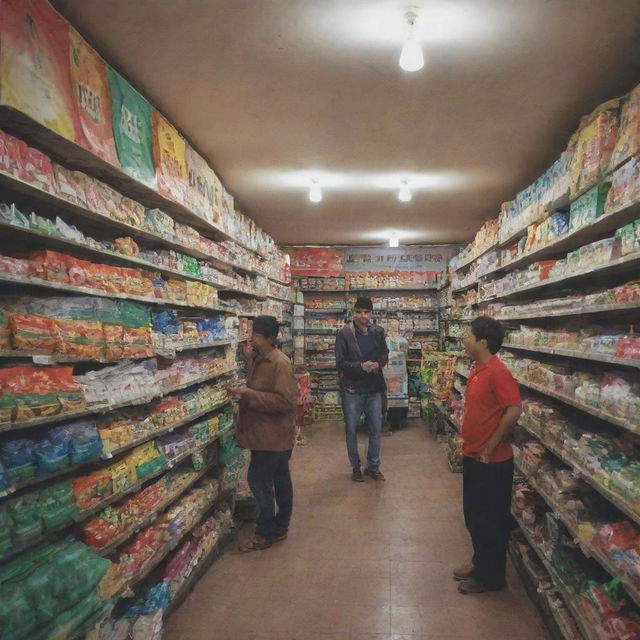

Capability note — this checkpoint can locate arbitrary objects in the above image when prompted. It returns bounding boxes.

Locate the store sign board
[290,248,344,277]
[343,247,452,273]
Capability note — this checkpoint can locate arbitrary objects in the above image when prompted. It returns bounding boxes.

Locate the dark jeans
[247,450,293,540]
[462,456,514,589]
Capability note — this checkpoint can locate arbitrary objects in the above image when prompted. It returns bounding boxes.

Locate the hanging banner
[343,246,454,289]
[185,143,216,224]
[343,246,451,273]
[69,27,118,166]
[0,0,80,141]
[290,248,344,277]
[107,66,156,187]
[153,110,188,204]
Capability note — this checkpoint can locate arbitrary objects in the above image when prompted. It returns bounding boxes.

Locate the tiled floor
[165,420,547,640]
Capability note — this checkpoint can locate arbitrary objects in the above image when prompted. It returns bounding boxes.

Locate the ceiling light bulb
[389,233,399,248]
[309,179,322,203]
[398,181,412,202]
[399,12,424,72]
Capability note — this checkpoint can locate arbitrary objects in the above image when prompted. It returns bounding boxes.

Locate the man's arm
[378,328,389,369]
[479,405,522,463]
[238,360,298,413]
[335,331,366,377]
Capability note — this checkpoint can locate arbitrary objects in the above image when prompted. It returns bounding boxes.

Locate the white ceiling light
[398,179,412,202]
[389,232,400,248]
[309,179,322,203]
[399,11,424,72]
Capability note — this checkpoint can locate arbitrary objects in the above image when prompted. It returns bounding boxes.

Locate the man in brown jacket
[229,315,298,552]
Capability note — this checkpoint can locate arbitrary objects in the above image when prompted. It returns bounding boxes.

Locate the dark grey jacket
[335,322,389,394]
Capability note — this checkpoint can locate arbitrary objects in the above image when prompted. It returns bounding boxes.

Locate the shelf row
[504,342,640,370]
[511,512,600,640]
[514,376,638,435]
[1,396,231,498]
[0,164,289,284]
[519,419,640,531]
[450,149,637,275]
[517,461,640,609]
[0,364,236,433]
[1,423,235,563]
[1,106,265,260]
[0,271,235,315]
[494,300,640,321]
[479,250,640,304]
[0,217,271,302]
[0,339,235,365]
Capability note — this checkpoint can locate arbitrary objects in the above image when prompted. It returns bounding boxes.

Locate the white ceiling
[52,0,640,246]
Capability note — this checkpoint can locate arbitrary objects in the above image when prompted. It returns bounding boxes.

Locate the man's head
[251,315,279,353]
[353,296,373,331]
[463,316,505,361]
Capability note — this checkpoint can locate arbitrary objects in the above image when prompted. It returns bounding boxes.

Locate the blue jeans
[342,391,383,471]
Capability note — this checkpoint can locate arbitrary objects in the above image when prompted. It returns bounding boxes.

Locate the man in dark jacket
[335,297,389,482]
[230,315,298,552]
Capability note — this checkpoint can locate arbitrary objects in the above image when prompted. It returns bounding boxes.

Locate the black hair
[354,296,373,311]
[470,316,505,355]
[252,315,279,340]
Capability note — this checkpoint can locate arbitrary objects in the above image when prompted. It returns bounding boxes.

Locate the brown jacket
[236,348,298,451]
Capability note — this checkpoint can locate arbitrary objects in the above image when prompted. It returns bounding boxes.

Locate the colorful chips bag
[69,28,118,166]
[0,0,80,141]
[107,66,156,187]
[153,110,188,204]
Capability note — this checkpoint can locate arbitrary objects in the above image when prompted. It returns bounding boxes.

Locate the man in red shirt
[454,317,522,594]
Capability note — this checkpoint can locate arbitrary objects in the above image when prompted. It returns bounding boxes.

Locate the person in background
[454,316,522,594]
[383,319,409,435]
[230,315,298,552]
[335,296,389,482]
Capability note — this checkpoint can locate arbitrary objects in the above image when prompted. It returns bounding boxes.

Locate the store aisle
[165,421,546,640]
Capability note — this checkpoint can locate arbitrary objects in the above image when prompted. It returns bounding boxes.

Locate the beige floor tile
[164,421,550,640]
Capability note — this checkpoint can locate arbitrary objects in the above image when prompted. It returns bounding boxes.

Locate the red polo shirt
[462,355,521,462]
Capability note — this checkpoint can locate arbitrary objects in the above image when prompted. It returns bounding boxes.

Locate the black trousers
[462,456,514,589]
[247,450,293,540]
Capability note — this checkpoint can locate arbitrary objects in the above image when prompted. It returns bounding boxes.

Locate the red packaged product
[21,145,54,192]
[72,469,113,510]
[0,130,26,178]
[9,313,56,352]
[25,249,69,283]
[616,337,640,360]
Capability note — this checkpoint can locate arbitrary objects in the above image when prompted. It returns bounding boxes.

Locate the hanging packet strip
[153,110,188,205]
[0,0,81,142]
[107,66,156,187]
[69,27,119,166]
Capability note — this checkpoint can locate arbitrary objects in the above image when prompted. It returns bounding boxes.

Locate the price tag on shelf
[32,355,54,365]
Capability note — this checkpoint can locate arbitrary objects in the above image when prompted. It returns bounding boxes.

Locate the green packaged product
[569,183,609,233]
[0,582,36,640]
[38,481,78,532]
[24,563,57,626]
[107,66,156,187]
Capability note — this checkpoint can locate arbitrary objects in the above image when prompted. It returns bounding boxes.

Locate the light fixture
[389,232,399,248]
[398,180,412,202]
[399,11,424,72]
[309,179,322,203]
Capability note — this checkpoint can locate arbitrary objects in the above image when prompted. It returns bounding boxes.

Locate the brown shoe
[238,535,272,553]
[364,468,386,481]
[458,577,505,594]
[452,564,474,581]
[352,468,364,482]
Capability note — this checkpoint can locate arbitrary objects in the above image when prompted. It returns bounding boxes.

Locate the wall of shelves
[0,3,294,636]
[443,80,640,637]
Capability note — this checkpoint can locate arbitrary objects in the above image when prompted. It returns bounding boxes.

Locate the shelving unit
[445,85,640,636]
[0,6,293,634]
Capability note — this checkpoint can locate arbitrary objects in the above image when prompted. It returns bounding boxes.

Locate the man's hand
[361,361,379,373]
[479,449,492,464]
[228,385,252,398]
